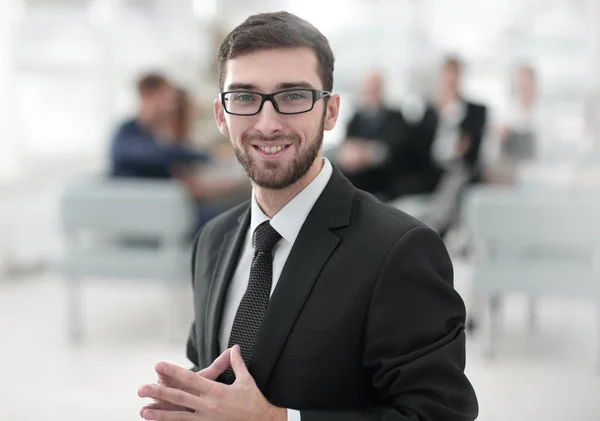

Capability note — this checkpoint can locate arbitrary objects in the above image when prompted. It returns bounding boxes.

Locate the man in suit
[390,57,488,199]
[387,57,487,236]
[138,12,478,421]
[336,71,408,200]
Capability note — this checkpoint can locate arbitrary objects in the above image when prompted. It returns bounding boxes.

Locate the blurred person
[389,56,488,235]
[109,72,211,179]
[111,76,247,231]
[335,71,408,199]
[483,65,539,184]
[170,86,196,141]
[499,65,538,161]
[138,11,477,421]
[396,56,487,194]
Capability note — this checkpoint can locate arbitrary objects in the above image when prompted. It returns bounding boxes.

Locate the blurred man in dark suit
[389,57,487,236]
[336,71,409,199]
[391,57,487,199]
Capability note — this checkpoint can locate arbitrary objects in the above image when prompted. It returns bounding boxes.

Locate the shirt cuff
[287,408,301,421]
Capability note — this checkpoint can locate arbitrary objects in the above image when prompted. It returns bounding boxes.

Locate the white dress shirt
[219,158,333,421]
[432,99,467,169]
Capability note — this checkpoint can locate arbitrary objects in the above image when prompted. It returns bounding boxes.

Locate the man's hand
[138,345,286,421]
[139,348,233,416]
[454,134,471,158]
[337,139,373,173]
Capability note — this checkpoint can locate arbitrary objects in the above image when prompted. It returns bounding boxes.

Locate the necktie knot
[253,221,281,252]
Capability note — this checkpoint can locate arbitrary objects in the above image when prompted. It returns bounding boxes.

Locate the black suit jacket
[343,107,408,195]
[187,166,478,421]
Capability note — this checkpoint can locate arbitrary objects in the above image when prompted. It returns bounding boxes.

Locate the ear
[214,98,230,137]
[323,94,340,132]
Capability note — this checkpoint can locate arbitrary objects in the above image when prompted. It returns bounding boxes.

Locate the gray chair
[464,186,600,366]
[60,177,197,343]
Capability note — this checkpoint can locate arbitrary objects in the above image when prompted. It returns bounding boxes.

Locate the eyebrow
[226,83,257,91]
[225,81,318,91]
[276,81,316,90]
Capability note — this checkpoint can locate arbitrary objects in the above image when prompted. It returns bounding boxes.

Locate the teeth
[259,145,285,154]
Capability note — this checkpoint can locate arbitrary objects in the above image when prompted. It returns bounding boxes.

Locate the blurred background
[1,0,599,420]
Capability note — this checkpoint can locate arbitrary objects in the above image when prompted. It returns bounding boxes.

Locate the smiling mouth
[253,145,291,155]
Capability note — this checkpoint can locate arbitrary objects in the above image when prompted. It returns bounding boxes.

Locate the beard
[231,113,325,190]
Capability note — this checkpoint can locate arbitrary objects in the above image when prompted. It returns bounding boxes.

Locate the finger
[198,347,232,380]
[138,384,199,412]
[140,409,196,421]
[230,344,250,382]
[140,401,181,413]
[154,361,215,395]
[155,364,219,397]
[156,370,193,393]
[139,400,192,417]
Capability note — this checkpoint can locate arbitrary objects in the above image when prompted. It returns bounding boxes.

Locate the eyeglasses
[220,88,331,116]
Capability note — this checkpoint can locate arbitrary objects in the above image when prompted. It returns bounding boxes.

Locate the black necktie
[220,221,281,384]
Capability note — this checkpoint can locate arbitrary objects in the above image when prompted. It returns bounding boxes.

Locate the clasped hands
[336,138,383,173]
[138,345,286,421]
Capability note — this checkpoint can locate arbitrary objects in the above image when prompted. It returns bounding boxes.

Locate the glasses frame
[220,88,331,116]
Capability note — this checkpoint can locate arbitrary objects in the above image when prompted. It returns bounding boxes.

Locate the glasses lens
[273,90,314,114]
[223,91,262,115]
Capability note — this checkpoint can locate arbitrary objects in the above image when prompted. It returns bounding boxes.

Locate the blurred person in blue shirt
[110,72,211,179]
[110,73,248,233]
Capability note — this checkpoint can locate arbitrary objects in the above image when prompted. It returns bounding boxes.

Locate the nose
[253,100,284,137]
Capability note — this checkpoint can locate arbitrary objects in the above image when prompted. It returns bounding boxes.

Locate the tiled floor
[1,258,599,421]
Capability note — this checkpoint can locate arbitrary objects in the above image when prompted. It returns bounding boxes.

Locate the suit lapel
[203,208,250,366]
[251,167,356,390]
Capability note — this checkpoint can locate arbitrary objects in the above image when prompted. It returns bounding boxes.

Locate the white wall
[0,0,21,183]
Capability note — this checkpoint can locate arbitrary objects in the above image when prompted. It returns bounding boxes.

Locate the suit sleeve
[462,104,488,170]
[403,108,438,166]
[300,226,478,421]
[382,111,409,167]
[345,113,362,139]
[186,230,202,371]
[112,127,210,172]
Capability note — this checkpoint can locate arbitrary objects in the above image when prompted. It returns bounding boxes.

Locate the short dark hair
[217,11,335,92]
[137,72,169,96]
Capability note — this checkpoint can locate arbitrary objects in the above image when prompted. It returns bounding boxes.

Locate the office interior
[0,0,599,420]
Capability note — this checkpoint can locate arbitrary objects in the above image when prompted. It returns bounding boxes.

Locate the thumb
[230,345,250,382]
[198,348,232,380]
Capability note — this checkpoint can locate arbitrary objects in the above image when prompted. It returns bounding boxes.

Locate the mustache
[241,133,301,143]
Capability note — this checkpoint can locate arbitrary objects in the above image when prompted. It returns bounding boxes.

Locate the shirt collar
[250,158,333,246]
